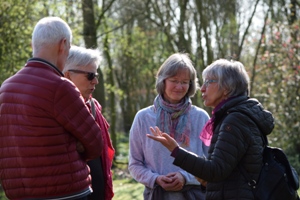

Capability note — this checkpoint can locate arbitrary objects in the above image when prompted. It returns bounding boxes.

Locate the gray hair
[63,45,101,73]
[32,17,72,55]
[202,59,250,97]
[156,53,199,97]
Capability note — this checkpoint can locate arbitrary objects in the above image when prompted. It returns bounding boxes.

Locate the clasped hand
[156,172,186,191]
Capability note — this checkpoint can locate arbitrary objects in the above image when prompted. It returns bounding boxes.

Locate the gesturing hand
[147,126,179,152]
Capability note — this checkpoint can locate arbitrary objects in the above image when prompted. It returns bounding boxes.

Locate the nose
[175,83,184,88]
[200,84,205,92]
[91,77,99,85]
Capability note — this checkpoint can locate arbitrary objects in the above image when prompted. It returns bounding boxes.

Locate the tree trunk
[81,0,106,110]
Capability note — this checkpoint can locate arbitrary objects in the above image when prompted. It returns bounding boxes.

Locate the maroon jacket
[0,58,103,199]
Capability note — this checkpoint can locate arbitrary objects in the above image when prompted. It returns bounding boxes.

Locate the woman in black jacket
[147,59,275,200]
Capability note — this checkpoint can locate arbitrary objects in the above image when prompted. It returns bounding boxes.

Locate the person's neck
[29,58,64,77]
[34,55,57,67]
[33,45,60,70]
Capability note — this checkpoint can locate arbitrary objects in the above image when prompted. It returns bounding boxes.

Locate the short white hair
[63,45,101,73]
[32,17,72,55]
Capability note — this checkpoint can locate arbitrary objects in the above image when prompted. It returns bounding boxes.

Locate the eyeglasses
[167,79,191,87]
[202,79,218,87]
[68,69,99,81]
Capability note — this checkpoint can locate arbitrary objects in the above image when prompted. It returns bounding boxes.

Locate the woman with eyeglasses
[128,53,210,200]
[63,45,115,200]
[147,59,275,199]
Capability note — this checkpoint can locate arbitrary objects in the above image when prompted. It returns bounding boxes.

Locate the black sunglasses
[68,69,99,81]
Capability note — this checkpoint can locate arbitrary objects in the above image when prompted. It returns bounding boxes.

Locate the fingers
[165,172,185,191]
[176,172,186,185]
[157,173,186,192]
[160,175,173,183]
[168,178,183,191]
[154,126,161,134]
[149,126,170,140]
[149,126,162,136]
[147,126,165,141]
[149,126,157,136]
[166,172,177,178]
[147,126,179,152]
[156,175,173,190]
[160,179,183,191]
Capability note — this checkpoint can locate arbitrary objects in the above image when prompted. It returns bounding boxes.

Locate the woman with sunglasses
[128,53,210,200]
[147,59,275,199]
[63,45,115,200]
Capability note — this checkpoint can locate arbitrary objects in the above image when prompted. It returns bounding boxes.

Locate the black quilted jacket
[173,95,275,200]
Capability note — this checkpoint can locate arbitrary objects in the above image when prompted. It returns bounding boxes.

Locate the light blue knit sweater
[128,105,210,200]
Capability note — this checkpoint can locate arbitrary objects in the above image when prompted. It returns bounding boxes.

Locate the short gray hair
[156,53,199,97]
[32,17,72,55]
[63,45,101,73]
[202,59,250,97]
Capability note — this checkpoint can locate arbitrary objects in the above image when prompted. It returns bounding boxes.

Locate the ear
[59,38,67,53]
[223,89,230,99]
[64,71,71,79]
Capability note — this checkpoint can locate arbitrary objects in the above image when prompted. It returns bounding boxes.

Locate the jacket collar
[27,58,64,77]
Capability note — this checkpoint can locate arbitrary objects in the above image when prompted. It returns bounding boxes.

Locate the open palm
[147,126,179,152]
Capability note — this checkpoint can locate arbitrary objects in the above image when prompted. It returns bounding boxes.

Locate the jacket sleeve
[53,80,103,160]
[173,113,250,182]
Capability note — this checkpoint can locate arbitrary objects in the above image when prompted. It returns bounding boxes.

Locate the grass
[0,190,8,200]
[113,178,144,200]
[0,177,145,200]
[111,132,144,200]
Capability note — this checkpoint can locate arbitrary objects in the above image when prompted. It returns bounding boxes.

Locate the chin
[203,101,210,107]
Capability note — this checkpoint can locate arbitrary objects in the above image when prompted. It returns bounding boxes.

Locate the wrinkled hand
[147,126,179,152]
[195,176,207,187]
[156,172,186,191]
[76,141,85,153]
